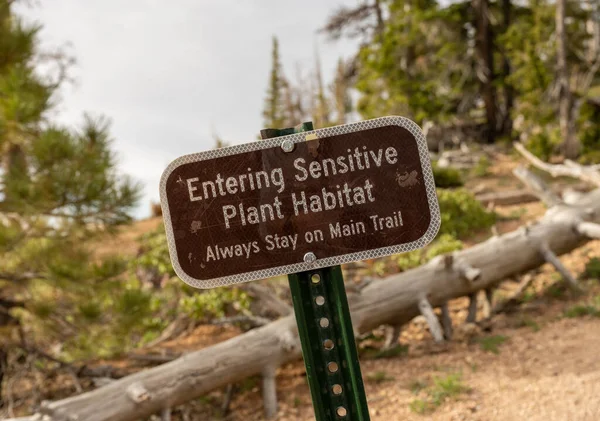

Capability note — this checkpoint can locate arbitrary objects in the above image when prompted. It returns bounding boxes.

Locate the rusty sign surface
[160,116,440,289]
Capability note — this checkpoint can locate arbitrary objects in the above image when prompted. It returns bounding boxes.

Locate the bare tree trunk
[501,0,514,136]
[373,0,384,35]
[473,0,497,143]
[557,0,580,158]
[13,185,600,421]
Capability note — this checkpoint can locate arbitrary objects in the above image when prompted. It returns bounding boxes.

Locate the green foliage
[515,316,540,332]
[478,335,508,354]
[544,282,567,300]
[367,371,395,383]
[519,290,537,304]
[432,163,464,188]
[564,304,600,318]
[582,258,600,280]
[77,301,103,322]
[395,234,462,271]
[425,234,463,259]
[357,1,474,124]
[114,288,153,325]
[523,129,561,161]
[0,1,142,361]
[409,399,429,415]
[437,189,496,238]
[395,249,424,271]
[133,226,176,277]
[392,189,489,273]
[408,379,428,395]
[472,156,491,177]
[180,288,250,321]
[409,373,469,414]
[576,101,600,158]
[564,296,600,318]
[502,0,594,158]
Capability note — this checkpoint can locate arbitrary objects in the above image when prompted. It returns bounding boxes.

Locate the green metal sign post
[261,122,371,421]
[162,115,438,419]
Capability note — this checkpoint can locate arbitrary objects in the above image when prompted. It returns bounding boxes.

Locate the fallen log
[475,189,539,206]
[15,189,600,421]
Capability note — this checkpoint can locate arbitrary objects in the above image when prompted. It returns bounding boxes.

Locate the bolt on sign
[160,116,440,289]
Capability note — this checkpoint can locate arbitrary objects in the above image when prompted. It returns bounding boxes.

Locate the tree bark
[14,187,600,421]
[501,0,514,136]
[556,0,580,158]
[475,189,539,207]
[473,0,497,143]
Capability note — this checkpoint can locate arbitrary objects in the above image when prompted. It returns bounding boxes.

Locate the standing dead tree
[9,170,600,421]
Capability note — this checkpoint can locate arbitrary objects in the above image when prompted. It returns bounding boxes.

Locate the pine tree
[262,36,286,128]
[0,0,141,360]
[332,58,352,125]
[312,48,331,128]
[356,0,475,124]
[502,0,595,158]
[281,77,305,127]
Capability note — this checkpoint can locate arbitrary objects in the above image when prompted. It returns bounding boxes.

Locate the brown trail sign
[160,116,439,421]
[160,116,440,289]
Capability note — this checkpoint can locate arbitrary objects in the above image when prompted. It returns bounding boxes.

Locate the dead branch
[491,274,534,315]
[476,189,539,207]
[539,242,583,294]
[262,366,278,419]
[221,384,235,416]
[514,142,600,187]
[210,315,271,328]
[418,297,444,343]
[513,166,562,207]
[466,293,478,323]
[441,302,453,340]
[127,353,180,364]
[382,325,401,350]
[576,221,600,239]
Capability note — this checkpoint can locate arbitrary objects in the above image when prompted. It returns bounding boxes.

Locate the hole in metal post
[315,296,325,306]
[332,384,343,395]
[323,339,334,350]
[319,317,330,328]
[336,406,347,417]
[327,362,339,373]
[311,273,321,284]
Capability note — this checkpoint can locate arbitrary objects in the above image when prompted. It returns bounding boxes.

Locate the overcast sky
[16,1,361,219]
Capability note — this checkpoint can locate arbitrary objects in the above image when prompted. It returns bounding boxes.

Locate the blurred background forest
[2,0,600,420]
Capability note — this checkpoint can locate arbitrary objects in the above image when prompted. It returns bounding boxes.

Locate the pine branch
[0,272,47,283]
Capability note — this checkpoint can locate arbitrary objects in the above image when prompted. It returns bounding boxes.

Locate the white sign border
[160,116,441,289]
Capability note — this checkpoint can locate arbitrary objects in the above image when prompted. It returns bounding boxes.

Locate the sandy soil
[210,291,600,421]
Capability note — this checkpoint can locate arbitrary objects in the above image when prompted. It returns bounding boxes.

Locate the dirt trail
[219,314,600,421]
[362,317,600,421]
